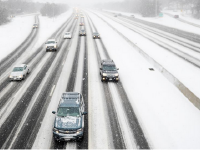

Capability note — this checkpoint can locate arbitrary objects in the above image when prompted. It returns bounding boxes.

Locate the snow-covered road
[0,7,200,149]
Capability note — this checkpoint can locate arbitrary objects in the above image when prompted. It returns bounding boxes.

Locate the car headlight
[94,36,95,37]
[115,73,119,77]
[98,36,100,37]
[18,75,23,78]
[9,75,13,78]
[103,73,107,76]
[77,128,83,133]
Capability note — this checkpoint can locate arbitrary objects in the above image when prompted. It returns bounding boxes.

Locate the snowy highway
[0,7,200,149]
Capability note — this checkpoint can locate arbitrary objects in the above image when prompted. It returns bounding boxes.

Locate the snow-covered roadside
[103,9,200,35]
[87,11,200,148]
[0,9,73,62]
[162,10,200,26]
[0,15,34,61]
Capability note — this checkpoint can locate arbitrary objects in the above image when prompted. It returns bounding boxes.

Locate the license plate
[109,78,112,80]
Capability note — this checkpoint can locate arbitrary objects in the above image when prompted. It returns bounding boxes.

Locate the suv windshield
[103,65,116,71]
[57,107,80,117]
[13,67,23,72]
[46,41,55,44]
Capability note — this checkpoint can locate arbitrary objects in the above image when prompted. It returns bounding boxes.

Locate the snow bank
[0,15,34,61]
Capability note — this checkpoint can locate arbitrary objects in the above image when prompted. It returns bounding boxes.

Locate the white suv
[45,39,58,52]
[63,32,72,39]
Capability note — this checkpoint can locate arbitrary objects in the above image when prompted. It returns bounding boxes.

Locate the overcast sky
[33,0,123,6]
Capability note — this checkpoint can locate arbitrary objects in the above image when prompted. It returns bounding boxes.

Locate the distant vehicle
[9,64,30,81]
[52,92,87,141]
[79,22,84,26]
[45,39,58,52]
[33,23,38,29]
[79,29,86,36]
[174,15,179,18]
[64,32,72,39]
[75,16,78,19]
[130,15,135,18]
[100,59,119,82]
[93,32,100,39]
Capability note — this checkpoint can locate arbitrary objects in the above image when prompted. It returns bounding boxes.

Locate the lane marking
[50,85,56,97]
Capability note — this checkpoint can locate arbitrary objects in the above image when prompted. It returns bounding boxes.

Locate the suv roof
[14,64,26,68]
[47,39,56,42]
[101,59,115,65]
[59,92,82,107]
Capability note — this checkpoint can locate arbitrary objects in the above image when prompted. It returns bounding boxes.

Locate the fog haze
[33,0,123,6]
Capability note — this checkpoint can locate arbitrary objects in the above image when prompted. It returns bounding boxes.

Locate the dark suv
[52,92,87,141]
[100,59,119,82]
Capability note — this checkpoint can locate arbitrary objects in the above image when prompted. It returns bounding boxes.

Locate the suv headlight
[103,73,107,76]
[53,128,59,133]
[115,73,119,77]
[77,128,83,133]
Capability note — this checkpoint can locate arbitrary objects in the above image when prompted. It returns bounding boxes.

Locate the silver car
[9,64,31,81]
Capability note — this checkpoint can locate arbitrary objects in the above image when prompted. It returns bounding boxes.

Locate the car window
[13,67,23,72]
[57,107,80,117]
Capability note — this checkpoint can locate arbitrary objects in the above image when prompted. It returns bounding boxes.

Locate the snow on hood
[55,116,81,129]
[10,71,23,76]
[46,44,56,46]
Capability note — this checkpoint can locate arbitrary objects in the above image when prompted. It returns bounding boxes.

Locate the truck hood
[54,116,82,130]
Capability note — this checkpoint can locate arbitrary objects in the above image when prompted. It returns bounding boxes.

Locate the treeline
[40,3,69,17]
[0,0,68,25]
[95,0,200,18]
[164,0,200,18]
